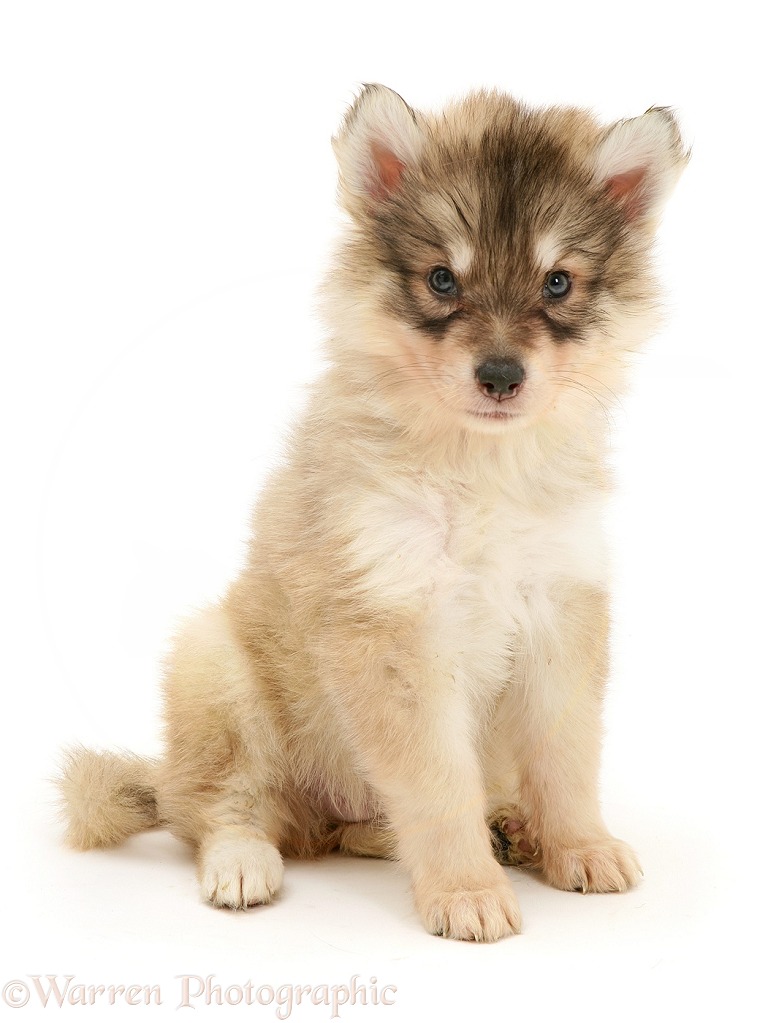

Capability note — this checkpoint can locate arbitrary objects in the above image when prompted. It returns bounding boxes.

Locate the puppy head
[325,85,688,439]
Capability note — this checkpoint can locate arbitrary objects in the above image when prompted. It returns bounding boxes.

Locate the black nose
[475,359,525,400]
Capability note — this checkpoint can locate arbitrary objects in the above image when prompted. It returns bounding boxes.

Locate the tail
[57,746,160,850]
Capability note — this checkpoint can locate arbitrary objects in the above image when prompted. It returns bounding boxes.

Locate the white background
[2,1,766,1020]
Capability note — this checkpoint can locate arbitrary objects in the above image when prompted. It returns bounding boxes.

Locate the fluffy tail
[57,746,160,850]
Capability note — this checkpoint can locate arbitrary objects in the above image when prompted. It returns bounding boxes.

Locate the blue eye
[428,267,458,296]
[543,270,571,299]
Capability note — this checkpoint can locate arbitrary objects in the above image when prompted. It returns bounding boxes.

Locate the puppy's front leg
[513,583,642,893]
[321,621,521,941]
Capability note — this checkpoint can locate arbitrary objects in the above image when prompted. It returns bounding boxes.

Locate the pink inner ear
[605,165,648,220]
[368,141,407,199]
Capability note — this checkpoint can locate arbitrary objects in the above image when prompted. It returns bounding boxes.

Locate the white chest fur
[345,476,608,697]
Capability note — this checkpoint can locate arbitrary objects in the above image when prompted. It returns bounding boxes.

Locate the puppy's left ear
[593,108,689,225]
[333,84,424,214]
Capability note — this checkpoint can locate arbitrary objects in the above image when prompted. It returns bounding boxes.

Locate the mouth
[465,405,521,424]
[466,380,525,423]
[468,408,516,419]
[463,387,528,427]
[468,391,523,416]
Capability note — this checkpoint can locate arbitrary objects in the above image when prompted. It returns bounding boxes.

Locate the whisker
[556,376,617,433]
[549,366,625,411]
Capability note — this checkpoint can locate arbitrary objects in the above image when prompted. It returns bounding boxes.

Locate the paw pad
[489,812,541,868]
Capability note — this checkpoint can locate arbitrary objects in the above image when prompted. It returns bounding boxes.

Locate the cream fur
[57,86,687,942]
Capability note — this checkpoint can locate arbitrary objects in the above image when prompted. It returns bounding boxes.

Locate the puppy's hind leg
[156,605,292,909]
[197,797,286,910]
[332,819,398,859]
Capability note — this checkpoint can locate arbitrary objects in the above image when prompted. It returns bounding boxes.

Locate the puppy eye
[543,270,571,299]
[428,267,458,296]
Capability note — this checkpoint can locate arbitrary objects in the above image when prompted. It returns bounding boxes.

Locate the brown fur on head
[326,84,688,441]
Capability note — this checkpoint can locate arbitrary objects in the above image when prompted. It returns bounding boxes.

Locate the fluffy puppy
[59,85,687,941]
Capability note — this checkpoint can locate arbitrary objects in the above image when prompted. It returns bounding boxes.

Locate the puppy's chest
[349,481,607,636]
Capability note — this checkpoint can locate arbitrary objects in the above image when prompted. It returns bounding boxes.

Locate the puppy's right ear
[593,107,689,228]
[333,84,423,213]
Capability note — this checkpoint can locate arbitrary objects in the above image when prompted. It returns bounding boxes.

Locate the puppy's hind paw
[488,809,542,869]
[199,831,284,909]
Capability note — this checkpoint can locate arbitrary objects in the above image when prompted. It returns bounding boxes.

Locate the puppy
[59,85,687,941]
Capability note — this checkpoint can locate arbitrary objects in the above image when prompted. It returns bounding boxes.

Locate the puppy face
[327,87,687,438]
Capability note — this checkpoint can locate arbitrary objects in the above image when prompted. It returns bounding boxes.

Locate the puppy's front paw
[199,832,284,909]
[415,872,522,941]
[543,836,641,893]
